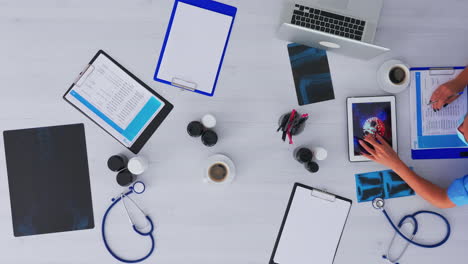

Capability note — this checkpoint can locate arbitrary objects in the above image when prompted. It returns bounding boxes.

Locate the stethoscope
[101,181,155,263]
[372,198,451,264]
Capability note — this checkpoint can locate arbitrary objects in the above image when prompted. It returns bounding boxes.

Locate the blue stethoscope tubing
[101,188,155,263]
[381,208,451,248]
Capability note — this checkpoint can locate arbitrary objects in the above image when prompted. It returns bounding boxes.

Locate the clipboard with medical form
[64,50,173,154]
[410,66,468,159]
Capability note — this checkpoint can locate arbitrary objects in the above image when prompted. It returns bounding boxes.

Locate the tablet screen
[64,52,167,149]
[348,98,396,161]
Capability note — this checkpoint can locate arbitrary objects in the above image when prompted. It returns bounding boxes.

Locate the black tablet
[64,50,173,153]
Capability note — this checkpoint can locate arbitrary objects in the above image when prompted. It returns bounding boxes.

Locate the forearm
[455,67,468,88]
[392,162,455,208]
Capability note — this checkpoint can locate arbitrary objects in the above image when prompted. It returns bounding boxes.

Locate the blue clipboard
[153,0,237,97]
[411,66,468,159]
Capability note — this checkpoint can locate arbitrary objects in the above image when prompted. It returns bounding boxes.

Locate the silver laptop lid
[278,23,389,60]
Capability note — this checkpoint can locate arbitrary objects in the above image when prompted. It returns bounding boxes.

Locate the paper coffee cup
[377,60,410,94]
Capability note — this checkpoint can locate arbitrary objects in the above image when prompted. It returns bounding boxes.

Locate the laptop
[278,0,389,60]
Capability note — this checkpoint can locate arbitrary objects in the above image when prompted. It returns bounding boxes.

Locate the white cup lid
[202,114,217,129]
[128,158,146,175]
[314,147,328,160]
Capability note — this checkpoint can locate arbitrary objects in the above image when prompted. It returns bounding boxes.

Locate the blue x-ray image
[355,169,415,203]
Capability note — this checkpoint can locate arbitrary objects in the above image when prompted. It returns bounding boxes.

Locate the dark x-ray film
[4,124,94,236]
[287,43,335,105]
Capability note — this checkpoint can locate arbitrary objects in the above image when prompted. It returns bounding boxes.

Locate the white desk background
[0,0,467,263]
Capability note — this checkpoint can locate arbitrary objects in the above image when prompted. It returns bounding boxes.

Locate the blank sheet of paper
[274,187,351,264]
[156,2,233,94]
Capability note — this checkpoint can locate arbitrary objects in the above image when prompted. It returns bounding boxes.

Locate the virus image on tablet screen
[352,102,392,156]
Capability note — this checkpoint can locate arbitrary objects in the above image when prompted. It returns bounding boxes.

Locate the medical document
[65,54,164,147]
[419,70,467,136]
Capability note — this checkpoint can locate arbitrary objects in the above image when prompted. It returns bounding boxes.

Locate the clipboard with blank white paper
[153,0,237,97]
[270,183,352,264]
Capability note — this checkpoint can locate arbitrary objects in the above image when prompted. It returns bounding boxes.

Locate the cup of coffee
[204,154,236,184]
[389,66,407,85]
[208,162,229,183]
[377,60,410,94]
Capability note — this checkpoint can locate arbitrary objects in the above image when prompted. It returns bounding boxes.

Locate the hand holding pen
[428,78,467,111]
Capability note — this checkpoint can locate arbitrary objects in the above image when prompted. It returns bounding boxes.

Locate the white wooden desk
[0,0,467,263]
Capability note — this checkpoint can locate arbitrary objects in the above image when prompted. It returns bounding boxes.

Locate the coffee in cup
[377,60,410,94]
[208,162,229,182]
[204,154,236,184]
[389,66,407,85]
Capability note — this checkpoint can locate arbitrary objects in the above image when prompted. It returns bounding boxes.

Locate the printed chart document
[419,73,467,136]
[410,67,468,152]
[65,53,165,147]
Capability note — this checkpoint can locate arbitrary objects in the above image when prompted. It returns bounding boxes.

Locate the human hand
[359,134,403,170]
[430,78,466,111]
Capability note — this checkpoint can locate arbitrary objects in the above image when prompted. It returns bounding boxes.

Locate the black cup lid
[296,148,313,163]
[305,161,319,173]
[116,169,134,186]
[108,155,126,172]
[202,130,218,147]
[187,121,204,137]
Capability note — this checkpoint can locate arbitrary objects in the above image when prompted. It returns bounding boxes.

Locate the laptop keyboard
[291,4,366,41]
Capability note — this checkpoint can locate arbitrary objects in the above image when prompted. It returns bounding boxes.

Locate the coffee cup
[389,65,407,85]
[207,162,230,183]
[377,60,410,94]
[204,154,236,184]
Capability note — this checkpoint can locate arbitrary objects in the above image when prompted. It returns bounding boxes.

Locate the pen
[427,91,464,105]
[283,110,296,142]
[290,114,309,135]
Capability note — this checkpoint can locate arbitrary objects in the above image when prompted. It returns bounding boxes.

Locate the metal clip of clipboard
[429,67,456,76]
[311,188,336,202]
[171,77,197,91]
[73,64,95,87]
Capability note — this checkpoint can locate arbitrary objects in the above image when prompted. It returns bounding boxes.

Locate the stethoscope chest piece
[372,197,385,210]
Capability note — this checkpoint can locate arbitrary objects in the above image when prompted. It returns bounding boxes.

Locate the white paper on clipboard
[411,68,467,139]
[156,2,233,94]
[273,186,351,264]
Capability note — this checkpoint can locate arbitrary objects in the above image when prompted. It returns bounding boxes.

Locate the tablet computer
[347,96,397,162]
[64,50,173,154]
